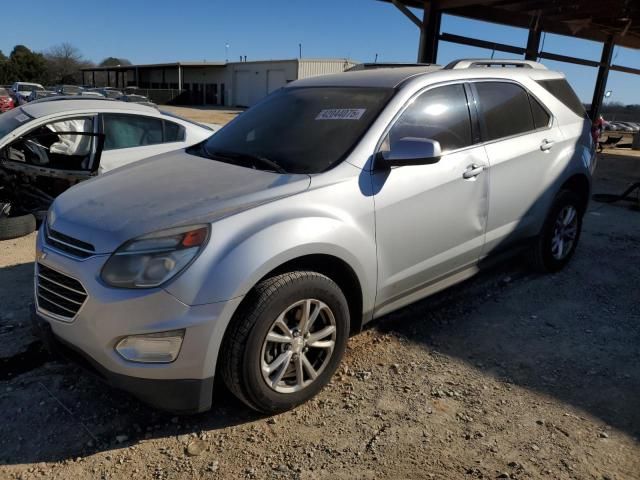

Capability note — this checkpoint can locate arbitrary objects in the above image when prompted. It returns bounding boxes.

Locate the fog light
[115,329,185,363]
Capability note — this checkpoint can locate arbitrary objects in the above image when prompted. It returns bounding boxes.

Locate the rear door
[99,113,187,172]
[471,80,563,256]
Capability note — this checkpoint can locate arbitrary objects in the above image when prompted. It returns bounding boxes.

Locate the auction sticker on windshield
[315,109,366,120]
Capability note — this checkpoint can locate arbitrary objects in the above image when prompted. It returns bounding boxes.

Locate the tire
[0,213,36,240]
[529,189,584,273]
[221,271,350,414]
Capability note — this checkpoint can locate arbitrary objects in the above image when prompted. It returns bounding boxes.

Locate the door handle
[462,164,485,179]
[540,139,555,151]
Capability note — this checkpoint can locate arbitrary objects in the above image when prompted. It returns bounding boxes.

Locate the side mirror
[375,137,442,168]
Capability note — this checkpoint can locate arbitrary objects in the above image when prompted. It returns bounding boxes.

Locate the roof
[379,0,640,50]
[81,61,226,71]
[289,66,443,88]
[288,59,563,89]
[82,58,357,71]
[21,98,159,118]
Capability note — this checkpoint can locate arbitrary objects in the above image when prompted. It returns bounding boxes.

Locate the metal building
[81,58,355,107]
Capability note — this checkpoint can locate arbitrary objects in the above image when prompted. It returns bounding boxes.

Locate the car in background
[11,82,45,105]
[119,94,156,107]
[55,85,83,96]
[0,87,15,112]
[88,88,122,99]
[610,121,635,132]
[78,90,105,97]
[0,98,214,239]
[26,90,59,102]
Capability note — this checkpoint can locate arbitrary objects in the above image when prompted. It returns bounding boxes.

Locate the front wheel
[220,271,350,413]
[529,189,584,273]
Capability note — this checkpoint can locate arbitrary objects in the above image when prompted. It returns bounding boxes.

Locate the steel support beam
[590,37,614,121]
[525,25,541,60]
[419,2,441,63]
[92,71,95,87]
[439,32,525,55]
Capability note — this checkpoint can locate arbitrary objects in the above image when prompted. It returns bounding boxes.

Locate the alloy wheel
[260,298,337,393]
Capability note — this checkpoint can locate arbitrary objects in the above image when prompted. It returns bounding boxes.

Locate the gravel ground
[0,152,638,479]
[160,105,242,126]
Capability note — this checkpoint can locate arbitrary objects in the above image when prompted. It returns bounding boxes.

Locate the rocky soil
[0,152,638,479]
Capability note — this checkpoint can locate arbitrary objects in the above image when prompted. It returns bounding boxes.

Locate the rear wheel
[221,271,349,413]
[529,189,584,272]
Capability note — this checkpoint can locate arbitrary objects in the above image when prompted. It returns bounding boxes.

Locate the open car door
[0,115,105,217]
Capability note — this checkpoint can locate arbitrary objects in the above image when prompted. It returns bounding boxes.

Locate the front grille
[45,223,95,259]
[36,264,88,320]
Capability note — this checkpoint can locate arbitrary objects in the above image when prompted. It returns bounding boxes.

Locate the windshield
[197,86,393,174]
[0,107,33,138]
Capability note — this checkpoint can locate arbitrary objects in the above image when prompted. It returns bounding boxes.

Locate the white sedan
[0,97,216,239]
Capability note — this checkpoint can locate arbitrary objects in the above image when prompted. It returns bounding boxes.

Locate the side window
[2,117,95,170]
[384,83,472,154]
[529,95,550,129]
[103,114,164,150]
[164,120,185,142]
[536,79,587,118]
[475,82,535,141]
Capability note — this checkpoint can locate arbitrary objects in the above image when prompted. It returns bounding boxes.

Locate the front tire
[529,189,584,273]
[221,271,350,413]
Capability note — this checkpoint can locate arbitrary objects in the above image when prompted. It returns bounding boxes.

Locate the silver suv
[33,59,595,413]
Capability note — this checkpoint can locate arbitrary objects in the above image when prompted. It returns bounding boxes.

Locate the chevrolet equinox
[32,59,596,413]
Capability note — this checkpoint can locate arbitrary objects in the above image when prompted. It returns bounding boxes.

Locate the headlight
[101,225,209,288]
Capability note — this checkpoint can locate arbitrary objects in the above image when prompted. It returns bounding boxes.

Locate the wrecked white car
[0,97,214,239]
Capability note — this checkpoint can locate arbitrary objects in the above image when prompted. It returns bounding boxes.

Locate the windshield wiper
[204,147,287,174]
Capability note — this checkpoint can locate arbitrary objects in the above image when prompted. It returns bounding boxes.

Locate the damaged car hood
[47,150,311,253]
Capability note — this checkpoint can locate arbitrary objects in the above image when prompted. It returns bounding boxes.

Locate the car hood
[48,150,311,253]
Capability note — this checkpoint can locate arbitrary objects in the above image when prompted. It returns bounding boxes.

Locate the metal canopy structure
[380,0,640,119]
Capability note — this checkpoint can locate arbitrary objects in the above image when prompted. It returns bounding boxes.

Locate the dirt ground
[160,105,242,126]
[0,149,639,480]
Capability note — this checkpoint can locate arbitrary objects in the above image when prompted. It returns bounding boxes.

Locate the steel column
[590,37,614,121]
[525,28,541,61]
[419,2,441,63]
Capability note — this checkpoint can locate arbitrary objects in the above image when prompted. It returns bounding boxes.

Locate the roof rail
[444,59,547,70]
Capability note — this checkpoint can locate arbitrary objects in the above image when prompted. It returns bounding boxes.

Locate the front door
[373,83,489,315]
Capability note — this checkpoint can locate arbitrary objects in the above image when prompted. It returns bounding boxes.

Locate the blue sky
[3,0,639,103]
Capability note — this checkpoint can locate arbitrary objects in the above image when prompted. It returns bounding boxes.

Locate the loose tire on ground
[221,271,350,413]
[0,213,36,240]
[529,189,584,273]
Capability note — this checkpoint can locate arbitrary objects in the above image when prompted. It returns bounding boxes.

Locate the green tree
[8,45,47,83]
[0,50,12,84]
[99,57,132,67]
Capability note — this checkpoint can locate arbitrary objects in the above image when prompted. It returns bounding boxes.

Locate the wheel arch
[560,173,591,213]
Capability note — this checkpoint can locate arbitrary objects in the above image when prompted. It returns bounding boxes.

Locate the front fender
[165,212,377,314]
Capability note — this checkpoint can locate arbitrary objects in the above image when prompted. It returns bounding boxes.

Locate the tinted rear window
[529,95,551,129]
[536,79,587,118]
[475,82,534,141]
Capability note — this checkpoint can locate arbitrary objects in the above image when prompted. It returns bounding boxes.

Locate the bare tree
[45,43,90,84]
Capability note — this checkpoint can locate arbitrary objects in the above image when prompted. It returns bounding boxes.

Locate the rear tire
[221,271,350,414]
[529,190,584,273]
[0,213,36,240]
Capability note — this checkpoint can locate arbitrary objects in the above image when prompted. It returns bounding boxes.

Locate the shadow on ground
[0,155,638,465]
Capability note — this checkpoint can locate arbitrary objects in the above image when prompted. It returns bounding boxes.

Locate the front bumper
[32,309,214,413]
[34,228,244,413]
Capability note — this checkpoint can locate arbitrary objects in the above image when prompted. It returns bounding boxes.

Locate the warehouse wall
[226,60,298,107]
